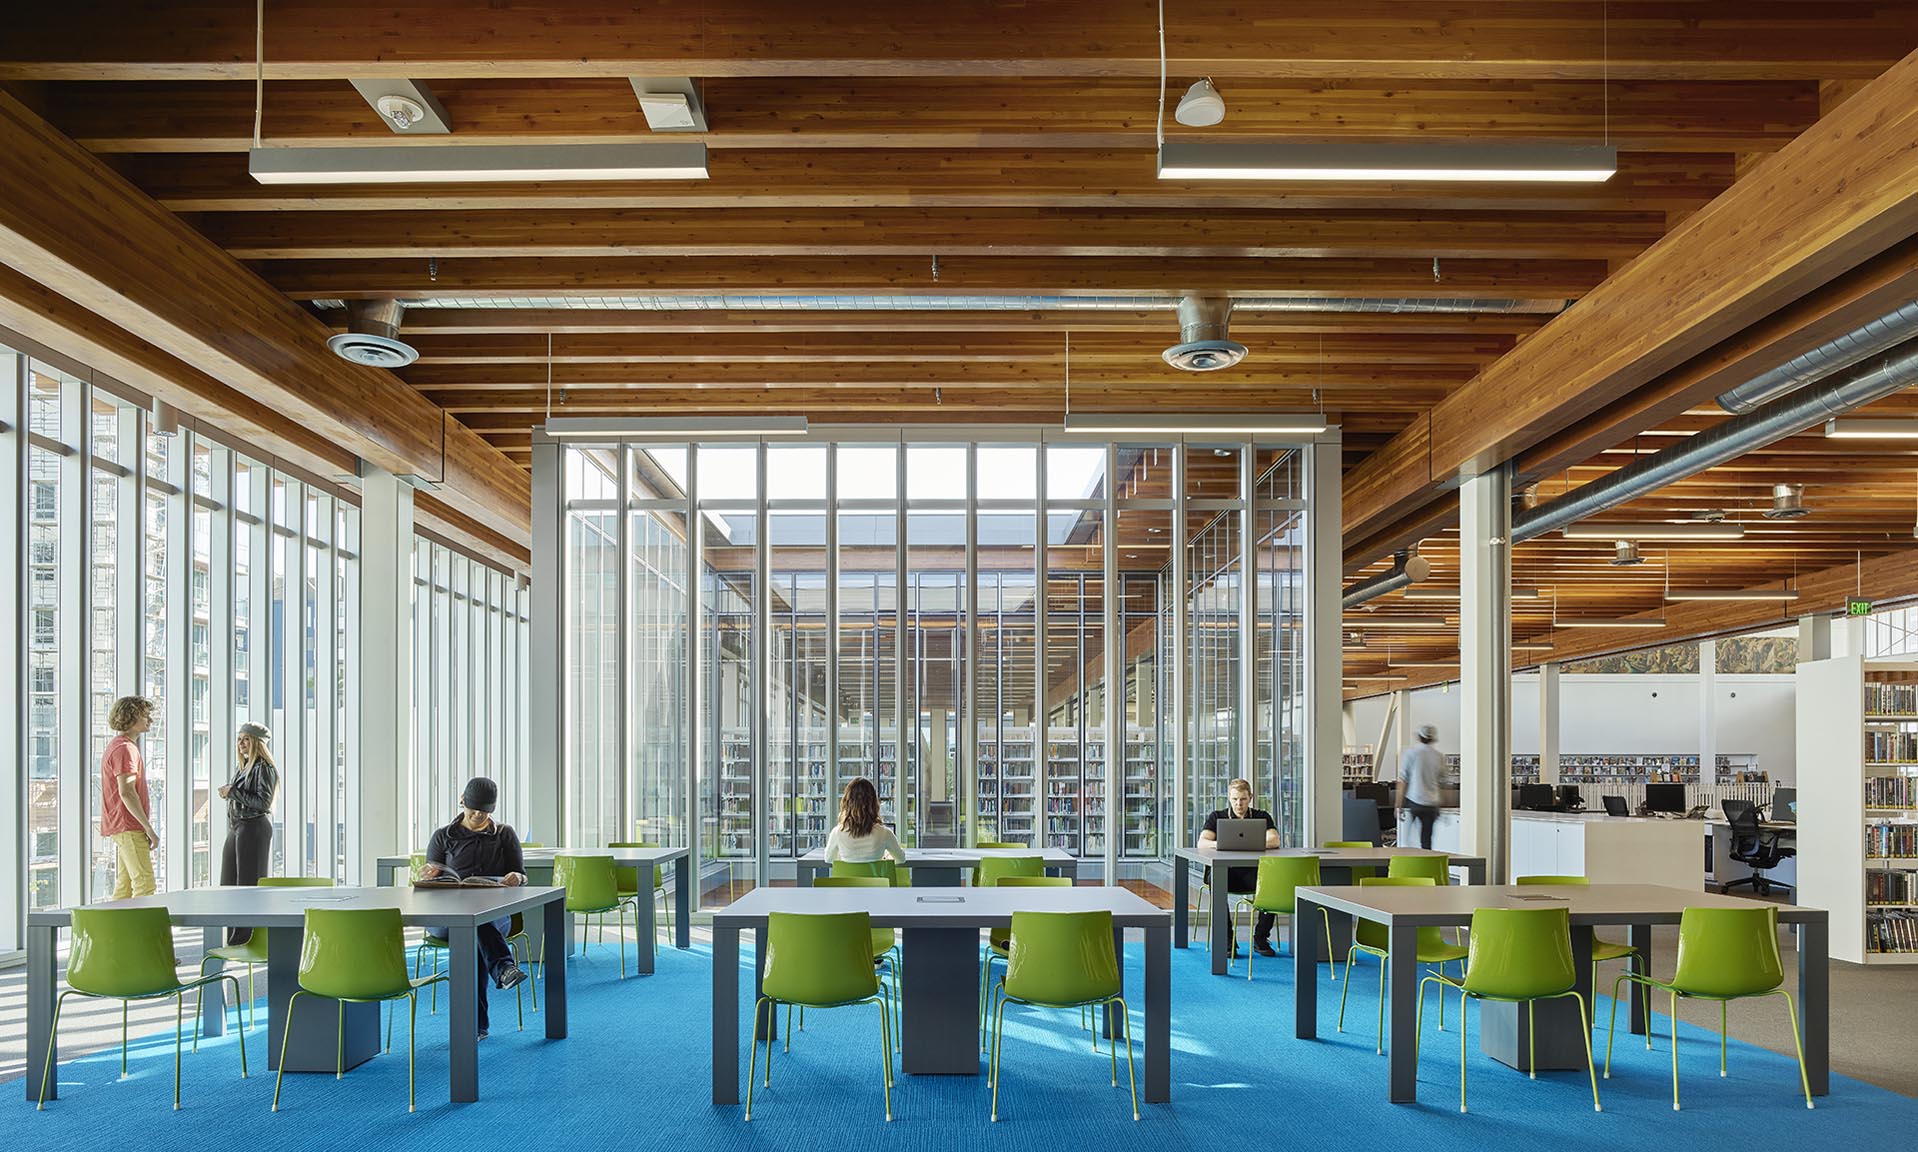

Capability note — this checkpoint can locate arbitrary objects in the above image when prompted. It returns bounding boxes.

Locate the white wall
[1345,672,1796,783]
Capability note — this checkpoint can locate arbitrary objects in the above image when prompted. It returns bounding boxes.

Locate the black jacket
[226,757,279,824]
[426,818,525,880]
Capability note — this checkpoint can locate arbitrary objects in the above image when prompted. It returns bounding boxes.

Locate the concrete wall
[1347,673,1796,783]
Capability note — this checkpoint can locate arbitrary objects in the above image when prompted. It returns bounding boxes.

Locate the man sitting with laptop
[1199,778,1281,958]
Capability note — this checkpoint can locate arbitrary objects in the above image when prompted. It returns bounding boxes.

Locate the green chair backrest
[1387,854,1451,885]
[987,874,1069,948]
[521,842,545,849]
[1461,906,1576,1000]
[607,841,662,891]
[763,911,882,1006]
[831,859,906,887]
[1251,855,1321,913]
[1323,841,1373,849]
[1003,910,1118,1007]
[811,877,895,958]
[977,855,1044,889]
[971,842,1024,884]
[260,876,336,887]
[1353,876,1445,954]
[554,854,620,913]
[1515,875,1589,886]
[1671,906,1785,998]
[408,851,428,881]
[297,907,410,1001]
[68,906,181,998]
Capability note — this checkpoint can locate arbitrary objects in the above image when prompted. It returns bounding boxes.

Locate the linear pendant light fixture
[1824,417,1918,439]
[1561,521,1745,541]
[249,142,709,184]
[1059,413,1328,436]
[543,416,807,440]
[1664,589,1801,602]
[1157,141,1617,183]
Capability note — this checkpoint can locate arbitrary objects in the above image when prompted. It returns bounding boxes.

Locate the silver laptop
[1214,819,1266,851]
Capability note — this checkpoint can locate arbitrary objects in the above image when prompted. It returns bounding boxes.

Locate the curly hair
[838,777,881,838]
[107,695,153,733]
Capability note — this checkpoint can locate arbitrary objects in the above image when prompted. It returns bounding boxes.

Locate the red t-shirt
[99,734,149,837]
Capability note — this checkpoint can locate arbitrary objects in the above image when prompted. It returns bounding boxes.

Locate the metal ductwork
[1342,550,1432,609]
[1516,336,1918,543]
[1162,294,1248,371]
[325,298,419,368]
[1715,298,1918,413]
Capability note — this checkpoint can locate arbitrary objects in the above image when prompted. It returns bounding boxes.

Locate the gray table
[1173,845,1489,975]
[711,885,1170,1106]
[375,846,692,973]
[1291,882,1829,1105]
[794,846,1079,888]
[26,884,567,1104]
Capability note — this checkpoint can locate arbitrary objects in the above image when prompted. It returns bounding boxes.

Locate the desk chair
[1338,877,1469,1052]
[37,907,249,1111]
[986,910,1137,1123]
[609,840,671,945]
[747,911,894,1122]
[193,875,336,1049]
[1720,800,1792,896]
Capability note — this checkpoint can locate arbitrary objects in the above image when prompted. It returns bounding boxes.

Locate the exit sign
[1847,597,1874,616]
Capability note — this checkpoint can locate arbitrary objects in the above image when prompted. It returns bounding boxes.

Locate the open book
[411,864,504,888]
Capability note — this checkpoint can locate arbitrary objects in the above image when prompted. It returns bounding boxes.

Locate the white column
[351,465,411,881]
[1538,662,1561,786]
[1458,467,1512,881]
[1698,639,1717,795]
[1798,614,1831,663]
[0,347,22,948]
[1305,432,1344,849]
[529,434,563,849]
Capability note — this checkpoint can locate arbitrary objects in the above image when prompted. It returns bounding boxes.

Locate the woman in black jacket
[220,722,280,941]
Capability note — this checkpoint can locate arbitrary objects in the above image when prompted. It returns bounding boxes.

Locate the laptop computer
[1214,819,1268,851]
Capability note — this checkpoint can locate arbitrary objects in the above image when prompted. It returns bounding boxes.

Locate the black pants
[1405,803,1439,850]
[221,815,272,944]
[1222,866,1276,945]
[475,919,513,1032]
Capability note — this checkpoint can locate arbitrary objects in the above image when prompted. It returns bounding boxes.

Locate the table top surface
[29,884,564,928]
[1294,882,1826,926]
[377,845,688,867]
[795,846,1077,865]
[714,884,1169,927]
[1176,844,1484,866]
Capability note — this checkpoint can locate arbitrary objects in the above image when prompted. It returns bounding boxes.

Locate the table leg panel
[712,925,740,1105]
[25,923,56,1102]
[1172,860,1190,949]
[447,924,480,1102]
[902,925,980,1075]
[675,856,693,949]
[1293,899,1320,1040]
[1145,924,1170,1103]
[543,895,568,1039]
[1799,918,1829,1096]
[199,925,227,1038]
[1387,923,1419,1104]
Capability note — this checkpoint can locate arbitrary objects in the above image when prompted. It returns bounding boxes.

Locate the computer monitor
[1644,782,1687,814]
[1770,787,1796,825]
[1556,785,1585,811]
[1517,783,1556,811]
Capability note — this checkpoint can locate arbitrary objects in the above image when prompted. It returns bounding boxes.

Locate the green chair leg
[272,989,305,1111]
[407,991,419,1113]
[173,992,183,1110]
[35,990,68,1109]
[746,996,770,1121]
[122,1000,130,1078]
[1775,989,1815,1109]
[1670,989,1681,1111]
[336,999,345,1079]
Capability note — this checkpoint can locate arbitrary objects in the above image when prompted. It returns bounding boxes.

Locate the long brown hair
[839,777,881,837]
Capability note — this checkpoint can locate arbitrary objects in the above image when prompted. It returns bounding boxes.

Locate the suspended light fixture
[1563,522,1745,541]
[1174,78,1226,127]
[1157,140,1618,183]
[542,416,807,439]
[1825,417,1918,439]
[1059,413,1327,436]
[250,142,709,184]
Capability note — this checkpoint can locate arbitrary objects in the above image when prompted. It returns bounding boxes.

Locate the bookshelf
[1797,654,1918,964]
[1342,747,1375,785]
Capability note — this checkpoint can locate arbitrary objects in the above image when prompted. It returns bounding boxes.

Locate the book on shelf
[1867,731,1918,763]
[1868,908,1918,953]
[1866,823,1918,858]
[1867,682,1918,717]
[1866,776,1918,808]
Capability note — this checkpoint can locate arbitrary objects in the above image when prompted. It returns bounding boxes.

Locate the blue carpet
[16,936,1916,1150]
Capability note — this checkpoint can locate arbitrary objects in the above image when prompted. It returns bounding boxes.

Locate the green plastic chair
[1605,905,1812,1111]
[406,853,455,1012]
[1387,854,1452,884]
[37,906,249,1111]
[1322,841,1380,881]
[971,841,1025,886]
[556,854,628,978]
[976,875,1090,1052]
[986,909,1137,1123]
[832,858,910,887]
[272,907,446,1114]
[810,876,902,1043]
[1236,855,1338,982]
[609,840,672,944]
[193,876,335,1049]
[747,911,894,1122]
[1337,876,1470,1053]
[1417,905,1603,1114]
[1515,875,1639,993]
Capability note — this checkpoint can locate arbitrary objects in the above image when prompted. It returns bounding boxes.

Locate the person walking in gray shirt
[1396,725,1446,850]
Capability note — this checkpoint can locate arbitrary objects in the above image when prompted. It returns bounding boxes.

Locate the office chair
[1719,799,1791,896]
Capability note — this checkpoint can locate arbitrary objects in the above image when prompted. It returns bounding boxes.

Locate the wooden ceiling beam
[115,150,1737,215]
[6,3,1909,81]
[1340,45,1918,552]
[398,361,1477,390]
[0,92,530,544]
[47,75,1817,154]
[260,255,1605,300]
[200,206,1668,262]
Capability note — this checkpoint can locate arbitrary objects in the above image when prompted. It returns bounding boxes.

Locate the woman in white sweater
[823,777,908,864]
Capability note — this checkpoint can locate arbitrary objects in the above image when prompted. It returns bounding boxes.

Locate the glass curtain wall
[0,341,368,950]
[554,436,1314,890]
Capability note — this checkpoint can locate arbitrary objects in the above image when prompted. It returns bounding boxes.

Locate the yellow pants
[109,831,156,899]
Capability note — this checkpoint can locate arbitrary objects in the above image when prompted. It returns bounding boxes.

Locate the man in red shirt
[100,695,158,899]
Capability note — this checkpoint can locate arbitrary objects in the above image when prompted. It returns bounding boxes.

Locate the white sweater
[823,824,907,864]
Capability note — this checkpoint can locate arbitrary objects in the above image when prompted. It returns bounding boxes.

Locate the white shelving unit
[1797,654,1918,964]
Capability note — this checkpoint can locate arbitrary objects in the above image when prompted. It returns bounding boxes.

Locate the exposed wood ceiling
[4,3,1918,677]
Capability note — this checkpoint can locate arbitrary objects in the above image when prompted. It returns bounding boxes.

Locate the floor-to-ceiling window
[548,432,1322,892]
